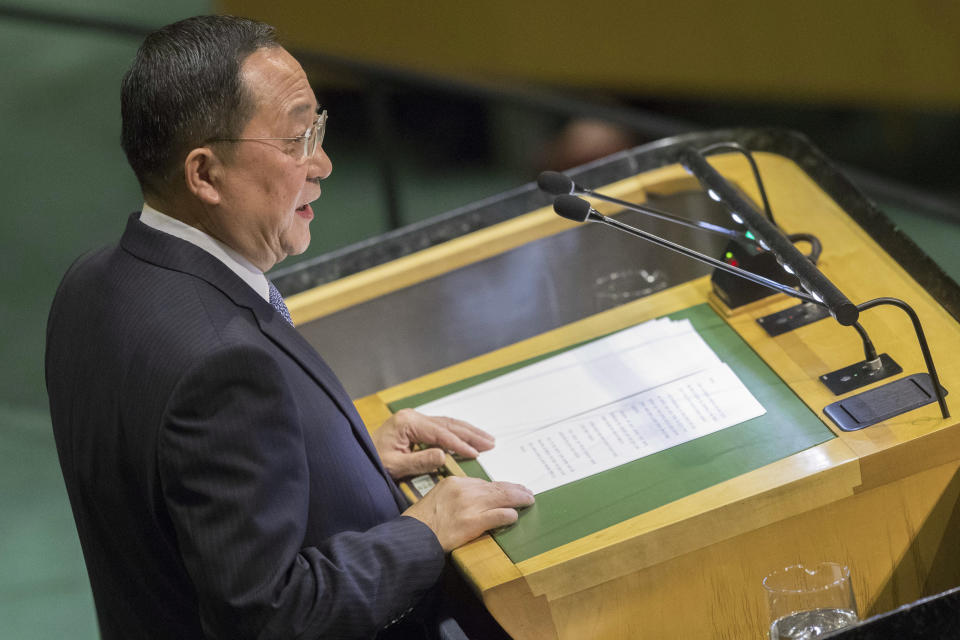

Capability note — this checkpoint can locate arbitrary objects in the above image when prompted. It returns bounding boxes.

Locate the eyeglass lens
[304,111,327,159]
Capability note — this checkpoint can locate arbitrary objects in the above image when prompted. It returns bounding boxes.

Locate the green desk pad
[390,303,835,563]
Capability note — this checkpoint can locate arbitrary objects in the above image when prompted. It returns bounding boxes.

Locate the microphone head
[537,171,575,195]
[553,195,593,223]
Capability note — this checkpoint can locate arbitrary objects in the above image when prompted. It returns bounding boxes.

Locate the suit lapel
[254,314,390,475]
[121,213,401,498]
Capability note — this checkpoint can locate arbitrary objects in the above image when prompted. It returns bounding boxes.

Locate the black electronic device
[824,374,947,431]
[757,302,831,337]
[712,239,799,309]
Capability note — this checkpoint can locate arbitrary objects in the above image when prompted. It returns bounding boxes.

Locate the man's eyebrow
[289,102,318,116]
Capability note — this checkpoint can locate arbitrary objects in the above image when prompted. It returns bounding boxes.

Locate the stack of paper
[415,318,765,494]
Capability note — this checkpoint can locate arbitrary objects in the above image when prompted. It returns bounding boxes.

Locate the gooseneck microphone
[555,176,948,421]
[553,195,814,302]
[536,171,577,196]
[677,147,858,326]
[538,171,750,241]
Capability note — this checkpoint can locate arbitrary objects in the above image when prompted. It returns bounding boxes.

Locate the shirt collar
[138,203,270,302]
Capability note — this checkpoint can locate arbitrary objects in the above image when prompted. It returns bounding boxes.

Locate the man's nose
[306,144,332,181]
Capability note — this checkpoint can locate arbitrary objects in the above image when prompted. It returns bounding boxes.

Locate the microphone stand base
[820,353,902,395]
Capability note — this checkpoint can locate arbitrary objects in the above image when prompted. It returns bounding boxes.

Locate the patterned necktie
[268,281,294,326]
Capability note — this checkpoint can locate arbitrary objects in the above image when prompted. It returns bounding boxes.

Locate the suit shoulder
[50,242,265,362]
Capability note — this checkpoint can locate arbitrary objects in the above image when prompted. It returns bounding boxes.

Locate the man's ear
[183,147,223,205]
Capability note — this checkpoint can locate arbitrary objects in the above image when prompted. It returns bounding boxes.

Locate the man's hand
[403,476,535,552]
[372,409,495,479]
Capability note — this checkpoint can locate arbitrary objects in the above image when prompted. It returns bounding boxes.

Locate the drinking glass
[763,562,859,640]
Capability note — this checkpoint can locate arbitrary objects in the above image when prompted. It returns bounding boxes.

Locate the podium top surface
[389,303,835,563]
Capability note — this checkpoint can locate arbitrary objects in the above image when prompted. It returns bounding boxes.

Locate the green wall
[0,4,207,638]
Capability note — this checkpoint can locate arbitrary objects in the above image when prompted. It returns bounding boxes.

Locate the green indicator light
[725,252,733,259]
[745,231,755,240]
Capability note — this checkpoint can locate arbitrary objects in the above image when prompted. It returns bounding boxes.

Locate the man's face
[210,46,332,271]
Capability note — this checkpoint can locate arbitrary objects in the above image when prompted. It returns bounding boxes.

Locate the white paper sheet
[414,317,766,493]
[415,319,720,440]
[475,363,766,493]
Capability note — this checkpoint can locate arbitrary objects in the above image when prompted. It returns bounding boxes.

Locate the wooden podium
[287,143,960,638]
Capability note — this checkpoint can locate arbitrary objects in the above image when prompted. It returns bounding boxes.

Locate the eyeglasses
[209,109,327,161]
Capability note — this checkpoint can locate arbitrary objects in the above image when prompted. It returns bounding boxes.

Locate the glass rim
[762,562,851,594]
[306,109,327,158]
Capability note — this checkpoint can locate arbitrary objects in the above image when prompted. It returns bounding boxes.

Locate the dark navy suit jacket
[46,213,444,639]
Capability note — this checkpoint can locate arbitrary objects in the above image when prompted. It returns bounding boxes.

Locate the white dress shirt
[138,203,270,303]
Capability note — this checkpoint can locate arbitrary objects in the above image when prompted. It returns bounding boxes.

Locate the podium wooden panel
[289,151,960,638]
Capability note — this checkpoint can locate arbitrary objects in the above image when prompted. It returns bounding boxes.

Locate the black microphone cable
[698,142,823,264]
[698,141,775,224]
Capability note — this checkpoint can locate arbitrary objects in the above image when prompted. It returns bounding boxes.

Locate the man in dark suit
[45,15,534,639]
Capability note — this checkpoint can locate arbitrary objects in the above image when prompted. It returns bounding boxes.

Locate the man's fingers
[454,481,534,541]
[389,447,446,477]
[403,476,535,551]
[479,507,520,530]
[434,416,496,452]
[481,481,536,509]
[399,413,480,459]
[433,428,479,458]
[391,410,496,458]
[455,478,535,514]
